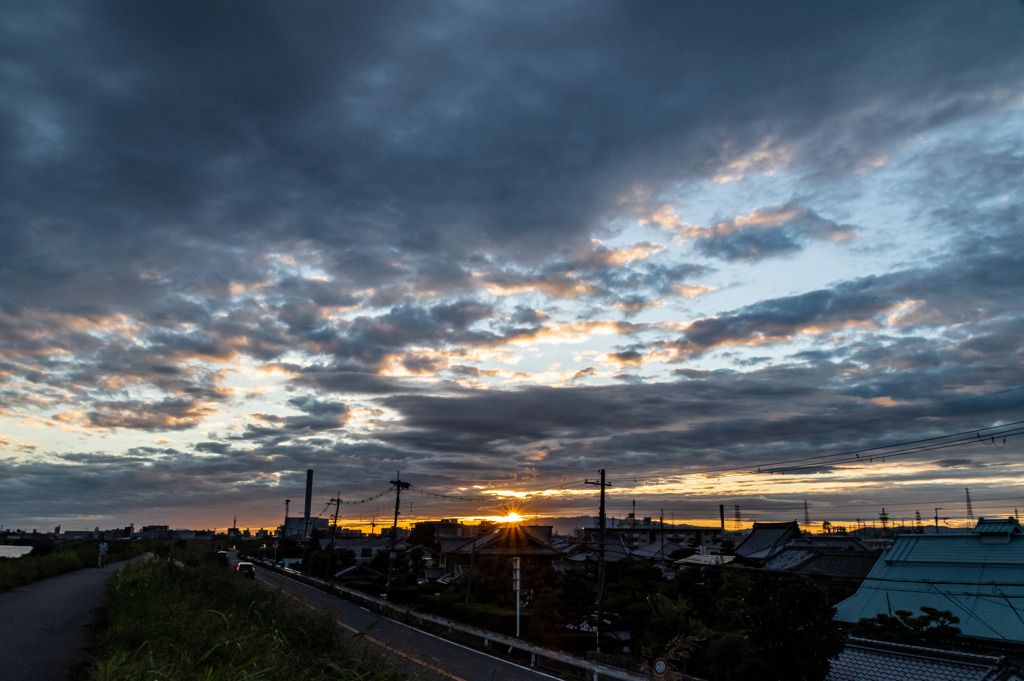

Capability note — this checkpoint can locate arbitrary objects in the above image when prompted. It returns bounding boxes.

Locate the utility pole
[934,508,949,530]
[386,473,411,600]
[585,469,610,653]
[513,556,521,637]
[465,540,477,603]
[326,492,341,579]
[660,508,665,561]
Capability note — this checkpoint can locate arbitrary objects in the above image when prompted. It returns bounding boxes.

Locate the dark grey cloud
[686,204,858,262]
[2,2,1024,529]
[1,2,1021,314]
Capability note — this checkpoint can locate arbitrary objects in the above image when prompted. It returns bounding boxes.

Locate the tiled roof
[632,541,684,560]
[794,552,880,579]
[442,527,563,556]
[826,638,1006,681]
[971,517,1024,535]
[734,521,802,559]
[788,535,873,551]
[763,546,879,578]
[676,554,734,566]
[835,531,1024,643]
[554,535,635,562]
[423,567,449,579]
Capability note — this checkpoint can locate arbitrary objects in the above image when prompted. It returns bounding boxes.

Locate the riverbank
[84,541,413,681]
[0,540,152,592]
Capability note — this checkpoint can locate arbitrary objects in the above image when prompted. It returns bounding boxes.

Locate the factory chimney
[304,469,313,535]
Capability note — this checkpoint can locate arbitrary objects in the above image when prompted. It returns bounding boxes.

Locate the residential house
[438,525,563,570]
[762,535,880,580]
[551,535,634,575]
[733,521,803,560]
[598,515,721,551]
[337,537,406,564]
[826,636,1021,681]
[835,517,1024,644]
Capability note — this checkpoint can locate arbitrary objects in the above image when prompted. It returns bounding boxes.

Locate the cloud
[1,3,1023,528]
[661,203,858,262]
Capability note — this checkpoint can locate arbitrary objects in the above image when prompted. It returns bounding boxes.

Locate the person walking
[97,541,108,568]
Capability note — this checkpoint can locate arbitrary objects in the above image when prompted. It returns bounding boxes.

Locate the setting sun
[500,512,524,523]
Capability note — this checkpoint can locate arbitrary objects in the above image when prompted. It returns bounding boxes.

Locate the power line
[595,386,1024,475]
[597,421,1024,482]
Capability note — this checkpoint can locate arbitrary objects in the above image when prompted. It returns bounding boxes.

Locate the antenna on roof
[965,487,974,522]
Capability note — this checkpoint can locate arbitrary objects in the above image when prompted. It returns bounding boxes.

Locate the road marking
[258,573,468,681]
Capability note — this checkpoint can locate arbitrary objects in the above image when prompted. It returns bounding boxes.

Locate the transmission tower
[915,511,923,532]
[803,500,810,527]
[734,505,741,530]
[965,487,974,522]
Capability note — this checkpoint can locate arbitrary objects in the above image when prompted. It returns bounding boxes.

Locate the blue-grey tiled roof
[971,517,1024,535]
[826,638,1004,681]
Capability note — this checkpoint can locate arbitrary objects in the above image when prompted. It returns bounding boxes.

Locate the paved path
[0,559,135,681]
[244,556,558,681]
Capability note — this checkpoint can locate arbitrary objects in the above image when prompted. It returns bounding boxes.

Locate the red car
[236,562,256,579]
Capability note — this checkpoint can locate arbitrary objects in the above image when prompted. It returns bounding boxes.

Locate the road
[236,552,559,681]
[0,558,136,681]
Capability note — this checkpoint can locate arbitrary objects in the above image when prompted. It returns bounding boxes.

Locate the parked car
[236,562,256,579]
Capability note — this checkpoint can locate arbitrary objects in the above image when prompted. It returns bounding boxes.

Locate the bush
[87,540,411,681]
[0,540,149,592]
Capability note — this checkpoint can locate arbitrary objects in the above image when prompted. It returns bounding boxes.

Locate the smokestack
[720,504,725,531]
[304,469,313,525]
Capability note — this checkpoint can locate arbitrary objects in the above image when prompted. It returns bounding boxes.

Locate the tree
[732,576,846,681]
[852,607,961,646]
[407,524,438,550]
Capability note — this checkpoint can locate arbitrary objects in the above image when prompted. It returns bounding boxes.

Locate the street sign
[654,659,667,675]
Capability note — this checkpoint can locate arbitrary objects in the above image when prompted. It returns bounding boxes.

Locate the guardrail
[245,557,701,681]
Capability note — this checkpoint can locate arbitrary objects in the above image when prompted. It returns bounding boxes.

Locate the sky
[2,1,1024,533]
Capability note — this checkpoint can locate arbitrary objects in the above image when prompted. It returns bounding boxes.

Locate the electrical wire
[592,385,1024,475]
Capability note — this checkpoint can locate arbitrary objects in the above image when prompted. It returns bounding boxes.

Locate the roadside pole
[513,556,521,637]
[585,469,609,655]
[327,492,341,578]
[386,473,410,600]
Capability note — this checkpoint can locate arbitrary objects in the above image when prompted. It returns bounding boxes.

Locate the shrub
[87,540,410,681]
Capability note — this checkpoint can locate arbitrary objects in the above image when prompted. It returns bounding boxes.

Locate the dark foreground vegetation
[282,538,851,681]
[85,541,411,681]
[0,539,148,591]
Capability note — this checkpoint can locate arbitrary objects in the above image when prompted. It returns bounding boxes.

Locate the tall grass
[86,541,412,681]
[0,540,146,591]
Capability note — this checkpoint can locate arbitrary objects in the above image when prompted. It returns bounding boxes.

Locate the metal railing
[246,557,694,681]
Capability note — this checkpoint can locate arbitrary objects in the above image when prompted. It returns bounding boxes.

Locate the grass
[85,541,414,681]
[0,540,149,592]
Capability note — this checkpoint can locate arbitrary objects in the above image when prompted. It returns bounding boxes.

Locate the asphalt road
[0,559,133,681]
[237,553,559,681]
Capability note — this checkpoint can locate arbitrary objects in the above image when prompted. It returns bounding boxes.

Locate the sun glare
[501,512,524,523]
